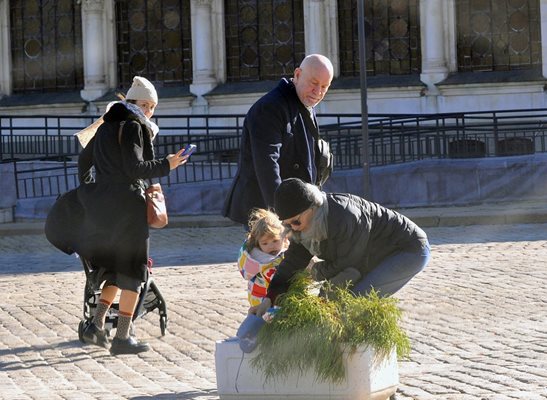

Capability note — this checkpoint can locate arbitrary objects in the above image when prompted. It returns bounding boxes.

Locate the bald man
[223,54,334,226]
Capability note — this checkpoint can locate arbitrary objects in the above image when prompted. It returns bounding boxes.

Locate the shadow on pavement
[131,389,218,399]
[0,340,111,371]
[424,222,547,245]
[0,251,237,276]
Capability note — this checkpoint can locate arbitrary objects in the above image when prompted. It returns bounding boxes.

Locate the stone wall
[9,153,547,221]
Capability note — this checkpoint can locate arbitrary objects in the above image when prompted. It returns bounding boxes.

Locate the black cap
[274,178,316,220]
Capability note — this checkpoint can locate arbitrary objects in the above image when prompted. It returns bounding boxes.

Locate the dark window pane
[456,0,541,71]
[224,0,305,82]
[10,0,83,93]
[115,0,192,89]
[338,0,421,77]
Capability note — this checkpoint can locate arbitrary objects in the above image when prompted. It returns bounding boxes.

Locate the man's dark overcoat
[222,78,322,225]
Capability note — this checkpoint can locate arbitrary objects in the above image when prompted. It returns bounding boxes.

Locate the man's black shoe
[110,336,150,355]
[82,323,110,349]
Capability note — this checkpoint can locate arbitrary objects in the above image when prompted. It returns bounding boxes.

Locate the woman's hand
[249,297,271,318]
[166,148,190,170]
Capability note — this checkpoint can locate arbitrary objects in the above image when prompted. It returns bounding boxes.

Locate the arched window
[115,0,192,89]
[224,0,305,82]
[338,0,421,77]
[10,0,84,92]
[456,0,541,71]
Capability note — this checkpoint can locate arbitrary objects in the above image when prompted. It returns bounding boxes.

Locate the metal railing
[0,114,246,162]
[320,109,547,168]
[3,109,547,199]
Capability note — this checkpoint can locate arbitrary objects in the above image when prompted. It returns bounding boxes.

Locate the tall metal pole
[357,0,371,198]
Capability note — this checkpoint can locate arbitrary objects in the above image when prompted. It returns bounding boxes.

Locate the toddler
[238,209,289,306]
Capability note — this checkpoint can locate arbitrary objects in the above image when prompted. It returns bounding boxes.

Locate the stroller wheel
[160,315,167,336]
[78,320,88,343]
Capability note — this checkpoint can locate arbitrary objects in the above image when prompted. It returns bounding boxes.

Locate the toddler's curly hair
[246,208,284,251]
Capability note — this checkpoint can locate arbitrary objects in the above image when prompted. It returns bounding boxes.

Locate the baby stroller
[77,255,168,343]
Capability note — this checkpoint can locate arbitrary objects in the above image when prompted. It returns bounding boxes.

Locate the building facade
[0,0,546,116]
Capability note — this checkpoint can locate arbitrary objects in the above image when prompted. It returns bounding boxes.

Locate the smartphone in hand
[181,144,197,157]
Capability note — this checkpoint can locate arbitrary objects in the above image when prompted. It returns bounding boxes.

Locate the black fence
[2,114,247,199]
[3,109,547,199]
[0,114,246,162]
[321,110,547,167]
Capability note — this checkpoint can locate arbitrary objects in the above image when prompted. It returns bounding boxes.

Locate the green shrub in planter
[251,273,411,384]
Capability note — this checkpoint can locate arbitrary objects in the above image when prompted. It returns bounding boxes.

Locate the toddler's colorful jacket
[238,240,283,306]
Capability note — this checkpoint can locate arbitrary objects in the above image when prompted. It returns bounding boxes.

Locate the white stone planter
[215,337,398,400]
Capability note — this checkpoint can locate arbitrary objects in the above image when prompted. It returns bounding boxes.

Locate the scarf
[122,101,160,141]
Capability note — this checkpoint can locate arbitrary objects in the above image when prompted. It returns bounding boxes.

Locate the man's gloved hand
[319,267,361,300]
[329,267,361,288]
[249,297,271,318]
[310,261,327,281]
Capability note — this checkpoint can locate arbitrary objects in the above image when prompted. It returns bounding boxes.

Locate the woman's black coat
[54,103,170,282]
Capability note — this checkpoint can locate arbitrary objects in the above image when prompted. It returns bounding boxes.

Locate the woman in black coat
[251,178,431,317]
[77,77,189,355]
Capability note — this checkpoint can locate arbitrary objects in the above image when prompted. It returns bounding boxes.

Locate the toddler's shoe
[82,323,110,349]
[110,336,150,355]
[236,314,266,353]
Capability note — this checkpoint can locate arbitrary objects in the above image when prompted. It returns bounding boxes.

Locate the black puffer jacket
[71,103,169,281]
[266,193,429,301]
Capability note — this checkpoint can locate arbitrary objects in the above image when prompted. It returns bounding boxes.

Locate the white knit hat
[126,76,158,104]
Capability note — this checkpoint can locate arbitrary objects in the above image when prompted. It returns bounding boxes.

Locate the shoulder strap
[117,121,126,145]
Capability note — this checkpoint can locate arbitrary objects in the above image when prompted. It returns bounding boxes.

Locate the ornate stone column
[0,0,12,97]
[190,0,224,105]
[420,0,449,88]
[303,0,339,76]
[80,0,109,102]
[541,0,547,78]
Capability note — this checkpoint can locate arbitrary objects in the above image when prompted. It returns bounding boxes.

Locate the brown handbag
[118,122,168,228]
[145,183,168,229]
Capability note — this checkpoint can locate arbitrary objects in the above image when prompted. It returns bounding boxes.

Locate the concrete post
[420,0,449,88]
[190,0,220,106]
[541,0,547,78]
[0,0,12,97]
[80,0,109,102]
[303,0,339,77]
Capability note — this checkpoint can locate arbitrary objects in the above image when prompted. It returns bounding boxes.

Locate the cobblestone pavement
[0,223,546,399]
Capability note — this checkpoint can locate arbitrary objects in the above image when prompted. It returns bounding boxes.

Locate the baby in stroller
[77,255,168,352]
